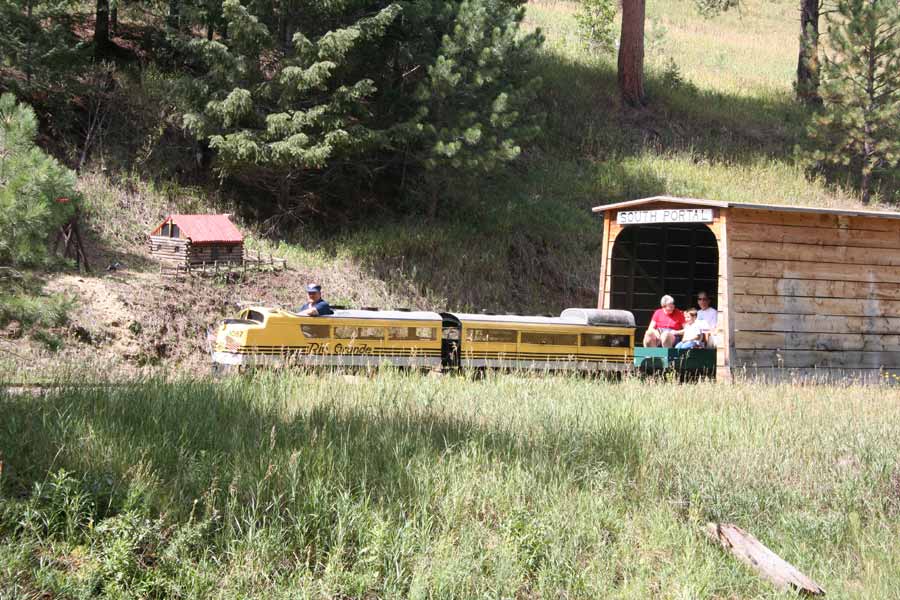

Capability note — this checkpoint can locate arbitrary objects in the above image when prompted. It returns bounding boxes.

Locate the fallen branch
[705,523,825,596]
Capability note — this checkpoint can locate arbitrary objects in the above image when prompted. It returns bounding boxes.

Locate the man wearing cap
[296,284,333,316]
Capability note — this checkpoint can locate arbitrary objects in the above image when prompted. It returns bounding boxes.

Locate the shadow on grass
[307,52,813,314]
[534,49,806,166]
[0,377,647,519]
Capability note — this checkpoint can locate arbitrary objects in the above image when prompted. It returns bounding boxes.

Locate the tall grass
[2,373,898,597]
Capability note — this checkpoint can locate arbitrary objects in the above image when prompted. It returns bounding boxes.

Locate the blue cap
[306,284,322,293]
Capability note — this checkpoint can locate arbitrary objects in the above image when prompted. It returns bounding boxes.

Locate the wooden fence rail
[159,252,287,280]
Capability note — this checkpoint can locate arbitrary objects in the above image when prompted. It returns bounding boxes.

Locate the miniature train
[209,306,645,374]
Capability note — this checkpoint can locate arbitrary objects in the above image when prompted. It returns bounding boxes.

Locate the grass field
[2,373,899,598]
[6,5,899,594]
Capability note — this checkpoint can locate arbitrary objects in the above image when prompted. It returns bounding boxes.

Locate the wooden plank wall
[149,235,189,263]
[149,236,244,265]
[727,208,900,379]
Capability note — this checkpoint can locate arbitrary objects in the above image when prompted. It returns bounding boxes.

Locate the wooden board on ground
[705,523,825,596]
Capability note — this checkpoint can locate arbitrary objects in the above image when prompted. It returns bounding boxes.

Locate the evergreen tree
[797,0,823,105]
[0,0,82,93]
[175,0,543,217]
[804,0,900,204]
[398,0,543,217]
[177,0,402,211]
[0,94,79,267]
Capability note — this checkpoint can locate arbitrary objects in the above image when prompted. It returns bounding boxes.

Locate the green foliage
[177,0,402,208]
[575,0,617,53]
[693,0,740,18]
[1,374,899,596]
[802,0,900,203]
[0,93,79,267]
[0,0,84,93]
[175,0,542,217]
[405,0,543,212]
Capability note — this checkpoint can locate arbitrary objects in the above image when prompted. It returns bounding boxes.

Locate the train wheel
[211,362,233,379]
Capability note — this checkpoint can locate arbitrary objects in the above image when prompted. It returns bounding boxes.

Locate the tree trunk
[95,0,110,55]
[796,0,821,105]
[25,0,33,85]
[167,0,180,30]
[618,0,646,107]
[110,2,118,36]
[861,21,877,207]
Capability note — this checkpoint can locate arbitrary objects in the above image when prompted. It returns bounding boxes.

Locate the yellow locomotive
[209,307,635,373]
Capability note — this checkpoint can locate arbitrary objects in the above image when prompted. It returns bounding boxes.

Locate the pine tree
[797,0,823,105]
[0,94,79,267]
[177,0,402,211]
[0,0,82,93]
[400,0,543,217]
[804,0,900,204]
[175,0,543,218]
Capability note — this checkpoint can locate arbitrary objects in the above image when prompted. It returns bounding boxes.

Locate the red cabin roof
[154,214,243,244]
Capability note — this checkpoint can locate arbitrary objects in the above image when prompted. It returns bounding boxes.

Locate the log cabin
[149,214,244,266]
[592,196,900,381]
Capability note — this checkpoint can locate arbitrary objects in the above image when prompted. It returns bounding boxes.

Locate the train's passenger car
[444,309,635,372]
[211,307,444,369]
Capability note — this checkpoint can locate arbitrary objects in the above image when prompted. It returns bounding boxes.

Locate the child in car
[674,309,708,350]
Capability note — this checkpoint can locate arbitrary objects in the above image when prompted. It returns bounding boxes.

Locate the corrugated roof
[591,195,900,220]
[158,214,244,244]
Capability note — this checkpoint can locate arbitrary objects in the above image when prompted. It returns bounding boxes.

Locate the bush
[0,290,73,329]
[0,93,80,267]
[576,0,617,53]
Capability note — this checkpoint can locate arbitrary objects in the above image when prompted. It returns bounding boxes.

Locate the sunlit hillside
[2,0,892,377]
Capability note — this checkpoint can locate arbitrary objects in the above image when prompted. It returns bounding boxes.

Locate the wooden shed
[592,196,900,381]
[149,214,244,265]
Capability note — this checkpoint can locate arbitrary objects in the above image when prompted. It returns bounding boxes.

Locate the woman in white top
[696,291,717,329]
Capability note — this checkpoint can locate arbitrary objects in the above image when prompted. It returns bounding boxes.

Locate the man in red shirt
[643,294,685,348]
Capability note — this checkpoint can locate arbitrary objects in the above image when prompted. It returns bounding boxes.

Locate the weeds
[0,373,898,597]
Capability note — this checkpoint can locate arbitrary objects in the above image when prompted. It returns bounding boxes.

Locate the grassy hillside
[254,0,874,314]
[1,0,891,376]
[3,373,899,597]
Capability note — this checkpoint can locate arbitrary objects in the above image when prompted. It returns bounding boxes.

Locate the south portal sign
[617,208,714,225]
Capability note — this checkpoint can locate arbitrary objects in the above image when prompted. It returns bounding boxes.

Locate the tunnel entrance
[609,224,719,344]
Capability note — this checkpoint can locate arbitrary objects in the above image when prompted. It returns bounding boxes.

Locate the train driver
[296,283,334,316]
[643,294,684,348]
